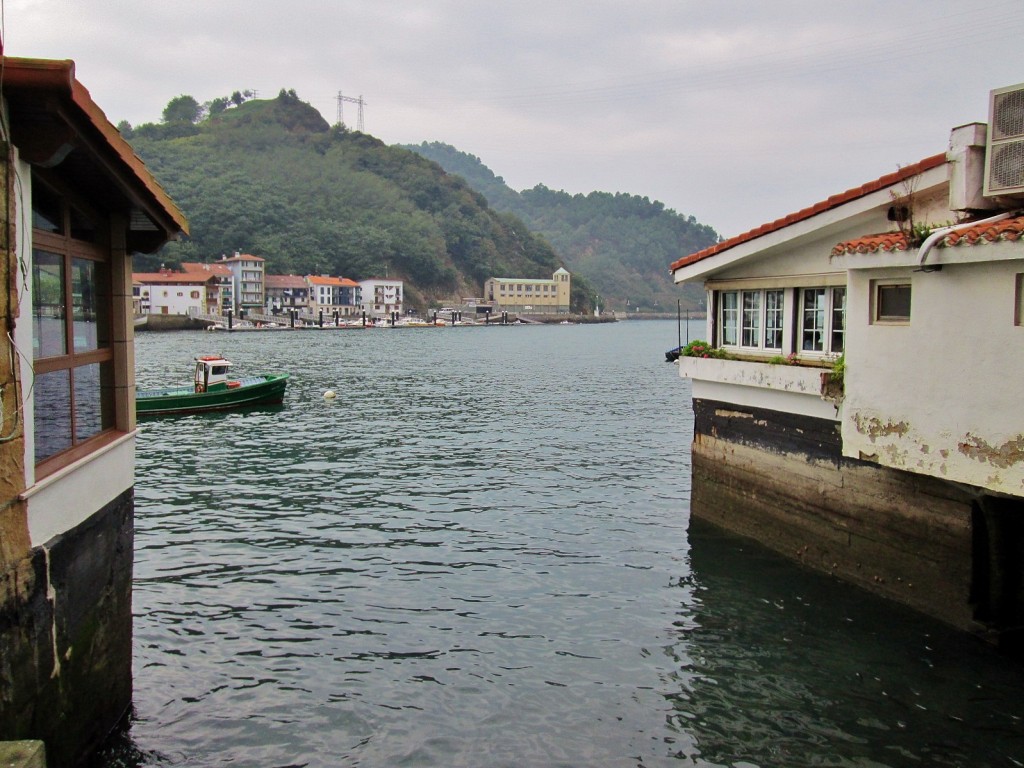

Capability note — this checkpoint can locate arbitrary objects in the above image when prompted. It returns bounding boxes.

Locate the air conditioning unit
[984,82,1024,197]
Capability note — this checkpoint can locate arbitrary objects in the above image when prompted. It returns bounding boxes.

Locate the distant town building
[359,278,403,317]
[219,252,265,313]
[181,261,234,314]
[484,268,570,314]
[307,275,361,317]
[133,268,218,315]
[265,274,309,314]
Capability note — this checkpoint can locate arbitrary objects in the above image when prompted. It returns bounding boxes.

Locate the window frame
[718,288,785,352]
[31,177,118,476]
[872,279,912,325]
[799,286,846,355]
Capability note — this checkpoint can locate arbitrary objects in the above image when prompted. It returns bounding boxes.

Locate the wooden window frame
[32,176,122,478]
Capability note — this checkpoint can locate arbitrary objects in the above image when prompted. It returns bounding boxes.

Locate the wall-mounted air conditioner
[984,82,1024,197]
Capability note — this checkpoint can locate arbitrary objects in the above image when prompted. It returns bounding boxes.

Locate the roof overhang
[2,57,189,252]
[671,154,948,283]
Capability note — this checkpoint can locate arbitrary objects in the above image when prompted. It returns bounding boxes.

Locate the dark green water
[98,320,1023,767]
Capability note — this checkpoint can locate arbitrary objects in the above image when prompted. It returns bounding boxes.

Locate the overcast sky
[7,1,1024,239]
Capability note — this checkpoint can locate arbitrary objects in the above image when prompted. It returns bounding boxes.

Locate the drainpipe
[917,212,1013,269]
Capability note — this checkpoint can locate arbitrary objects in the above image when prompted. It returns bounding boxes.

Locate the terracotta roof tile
[830,231,909,257]
[670,153,947,272]
[831,215,1024,257]
[943,215,1024,247]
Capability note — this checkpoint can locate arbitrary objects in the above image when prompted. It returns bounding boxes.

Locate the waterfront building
[484,267,571,314]
[132,268,219,315]
[181,261,234,314]
[671,101,1024,646]
[0,57,187,763]
[359,277,403,318]
[265,274,310,314]
[308,275,361,317]
[219,252,265,314]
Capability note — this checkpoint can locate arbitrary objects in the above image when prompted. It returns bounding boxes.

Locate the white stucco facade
[838,249,1024,495]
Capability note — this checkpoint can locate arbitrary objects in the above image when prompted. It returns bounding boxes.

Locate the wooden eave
[1,57,189,252]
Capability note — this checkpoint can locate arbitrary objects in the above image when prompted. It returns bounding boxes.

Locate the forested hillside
[403,142,719,311]
[125,91,589,310]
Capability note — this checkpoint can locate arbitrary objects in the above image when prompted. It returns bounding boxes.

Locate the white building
[132,270,216,315]
[307,275,361,317]
[670,84,1024,643]
[359,278,403,317]
[220,252,265,313]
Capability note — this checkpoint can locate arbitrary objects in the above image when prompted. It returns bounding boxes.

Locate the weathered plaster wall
[691,398,979,633]
[843,256,1024,495]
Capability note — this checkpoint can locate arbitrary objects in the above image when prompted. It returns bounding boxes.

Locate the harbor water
[97,320,1024,767]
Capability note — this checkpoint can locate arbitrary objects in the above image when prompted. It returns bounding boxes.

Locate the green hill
[125,90,590,311]
[401,142,719,311]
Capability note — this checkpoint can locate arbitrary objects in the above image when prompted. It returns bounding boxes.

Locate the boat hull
[136,374,289,416]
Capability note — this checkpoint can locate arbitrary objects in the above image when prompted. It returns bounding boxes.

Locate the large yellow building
[483,268,571,314]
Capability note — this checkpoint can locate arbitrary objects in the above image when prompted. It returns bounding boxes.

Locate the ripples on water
[95,321,1023,767]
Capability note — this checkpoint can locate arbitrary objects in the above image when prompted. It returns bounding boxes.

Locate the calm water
[97,320,1024,767]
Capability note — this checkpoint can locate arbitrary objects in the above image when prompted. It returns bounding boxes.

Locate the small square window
[875,283,911,323]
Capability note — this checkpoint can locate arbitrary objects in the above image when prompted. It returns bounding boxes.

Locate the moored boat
[136,355,289,416]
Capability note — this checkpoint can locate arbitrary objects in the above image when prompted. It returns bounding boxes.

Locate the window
[720,291,739,346]
[798,287,845,354]
[831,287,846,352]
[875,282,911,323]
[801,288,826,351]
[32,180,114,467]
[719,289,784,351]
[741,291,761,347]
[765,290,784,349]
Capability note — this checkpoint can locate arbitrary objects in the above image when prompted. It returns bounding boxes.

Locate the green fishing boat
[136,355,289,416]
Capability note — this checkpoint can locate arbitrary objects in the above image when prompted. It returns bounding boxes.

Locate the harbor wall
[0,491,134,766]
[689,398,999,637]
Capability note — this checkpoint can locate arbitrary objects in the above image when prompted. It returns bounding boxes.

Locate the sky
[6,0,1024,239]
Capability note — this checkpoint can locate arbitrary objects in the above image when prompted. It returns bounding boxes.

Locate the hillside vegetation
[402,142,719,311]
[125,91,590,310]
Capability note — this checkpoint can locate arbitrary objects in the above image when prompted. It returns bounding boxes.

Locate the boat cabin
[194,355,240,393]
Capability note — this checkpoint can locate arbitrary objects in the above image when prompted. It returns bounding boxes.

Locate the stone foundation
[691,398,986,635]
[0,490,133,766]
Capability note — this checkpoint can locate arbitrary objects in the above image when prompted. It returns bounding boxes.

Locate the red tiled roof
[182,261,233,276]
[265,274,307,289]
[830,215,1024,256]
[133,272,217,285]
[669,153,947,273]
[307,275,358,287]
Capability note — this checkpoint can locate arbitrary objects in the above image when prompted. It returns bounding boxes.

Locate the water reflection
[673,519,1024,767]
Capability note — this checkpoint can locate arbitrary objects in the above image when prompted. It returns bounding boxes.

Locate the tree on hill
[162,94,202,125]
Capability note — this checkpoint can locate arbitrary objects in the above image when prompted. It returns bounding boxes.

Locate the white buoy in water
[323,390,337,400]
